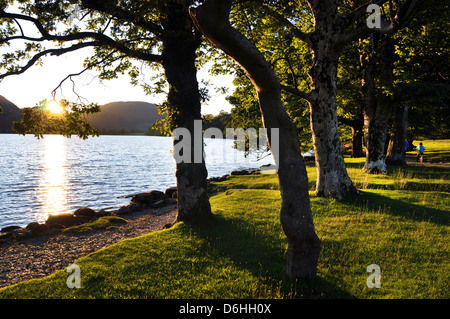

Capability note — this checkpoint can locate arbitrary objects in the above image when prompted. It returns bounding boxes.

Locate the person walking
[416,142,425,163]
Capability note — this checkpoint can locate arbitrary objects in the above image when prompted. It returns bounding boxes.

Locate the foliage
[12,99,99,139]
[0,0,206,137]
[393,0,450,140]
[202,110,232,134]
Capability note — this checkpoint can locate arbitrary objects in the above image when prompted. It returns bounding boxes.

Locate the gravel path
[0,206,177,289]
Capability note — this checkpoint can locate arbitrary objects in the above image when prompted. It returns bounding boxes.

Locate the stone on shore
[151,200,166,209]
[1,225,22,233]
[230,168,259,176]
[45,213,77,228]
[165,186,177,198]
[73,207,96,218]
[116,204,140,215]
[131,190,168,206]
[164,198,177,205]
[25,222,49,235]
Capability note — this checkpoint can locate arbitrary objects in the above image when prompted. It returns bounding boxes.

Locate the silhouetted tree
[0,0,211,221]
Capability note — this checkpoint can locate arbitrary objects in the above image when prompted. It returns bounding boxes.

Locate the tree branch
[0,9,163,63]
[80,0,165,39]
[262,5,312,49]
[336,0,420,47]
[0,42,99,80]
[344,0,390,24]
[51,51,127,102]
[281,85,316,102]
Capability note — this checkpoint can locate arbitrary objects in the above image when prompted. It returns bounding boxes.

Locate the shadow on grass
[185,214,355,299]
[341,190,449,226]
[389,163,450,179]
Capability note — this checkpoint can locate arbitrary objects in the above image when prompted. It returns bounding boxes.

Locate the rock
[162,223,173,229]
[96,209,111,217]
[131,190,167,205]
[26,222,49,235]
[164,198,177,205]
[116,204,139,215]
[1,225,22,233]
[208,175,228,182]
[165,187,177,198]
[151,200,166,208]
[49,223,65,230]
[0,232,12,240]
[45,213,77,228]
[230,168,259,176]
[117,206,132,215]
[10,229,30,240]
[73,207,96,218]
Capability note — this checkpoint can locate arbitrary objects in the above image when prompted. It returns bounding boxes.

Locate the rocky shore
[0,167,265,289]
[0,185,183,289]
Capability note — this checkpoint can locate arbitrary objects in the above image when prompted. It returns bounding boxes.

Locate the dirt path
[405,158,450,168]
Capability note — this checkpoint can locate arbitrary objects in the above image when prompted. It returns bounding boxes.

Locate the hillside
[87,101,164,134]
[0,96,22,133]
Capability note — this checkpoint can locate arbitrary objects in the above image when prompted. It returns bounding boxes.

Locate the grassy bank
[0,146,448,299]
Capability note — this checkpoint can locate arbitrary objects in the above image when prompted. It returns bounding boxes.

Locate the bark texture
[161,2,211,222]
[306,1,355,199]
[190,0,320,278]
[361,34,395,173]
[386,105,408,165]
[338,116,365,158]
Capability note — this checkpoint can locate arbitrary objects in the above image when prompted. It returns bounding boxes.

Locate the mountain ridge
[87,101,164,134]
[0,97,164,134]
[0,95,22,133]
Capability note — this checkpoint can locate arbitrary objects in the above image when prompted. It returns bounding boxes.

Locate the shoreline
[0,204,178,289]
[0,167,265,289]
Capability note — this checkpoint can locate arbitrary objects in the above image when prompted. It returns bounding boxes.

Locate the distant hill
[87,101,164,134]
[0,98,163,135]
[0,96,22,133]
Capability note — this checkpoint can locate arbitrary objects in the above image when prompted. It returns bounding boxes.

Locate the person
[404,140,409,153]
[416,142,425,163]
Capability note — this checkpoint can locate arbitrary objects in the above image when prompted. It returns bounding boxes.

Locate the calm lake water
[0,134,274,229]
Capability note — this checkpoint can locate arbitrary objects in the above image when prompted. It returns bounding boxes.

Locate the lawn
[0,142,448,299]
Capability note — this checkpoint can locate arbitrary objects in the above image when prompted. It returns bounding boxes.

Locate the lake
[0,134,274,229]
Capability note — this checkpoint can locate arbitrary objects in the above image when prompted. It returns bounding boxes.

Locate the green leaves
[12,99,100,139]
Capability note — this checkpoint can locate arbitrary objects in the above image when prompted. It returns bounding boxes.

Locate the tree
[0,0,211,222]
[386,0,450,162]
[337,42,366,158]
[360,32,395,173]
[191,0,321,279]
[12,99,100,139]
[257,0,419,198]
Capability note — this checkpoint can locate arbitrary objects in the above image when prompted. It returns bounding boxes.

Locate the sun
[47,100,64,114]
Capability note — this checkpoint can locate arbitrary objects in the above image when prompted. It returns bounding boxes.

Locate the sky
[0,3,236,115]
[0,47,235,115]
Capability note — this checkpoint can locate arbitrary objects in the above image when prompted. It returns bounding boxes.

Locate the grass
[408,139,450,164]
[62,216,128,234]
[0,142,448,299]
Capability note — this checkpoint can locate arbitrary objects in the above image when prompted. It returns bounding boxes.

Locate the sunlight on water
[0,135,274,228]
[36,135,69,223]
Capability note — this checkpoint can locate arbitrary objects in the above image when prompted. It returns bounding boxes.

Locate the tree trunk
[308,30,355,199]
[351,121,365,158]
[161,3,211,222]
[363,90,390,173]
[361,35,392,174]
[386,105,408,165]
[190,0,321,279]
[338,115,364,158]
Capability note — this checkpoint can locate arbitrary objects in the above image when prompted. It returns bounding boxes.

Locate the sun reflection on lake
[36,135,69,223]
